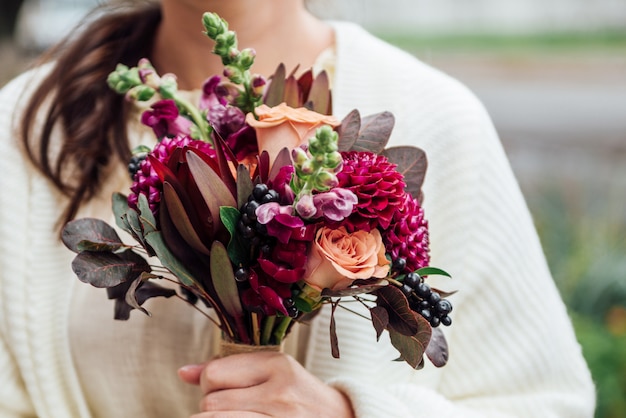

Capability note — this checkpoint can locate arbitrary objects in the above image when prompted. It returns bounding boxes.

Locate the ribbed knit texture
[0,22,594,417]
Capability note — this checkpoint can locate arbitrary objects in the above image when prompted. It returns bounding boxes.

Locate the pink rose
[246,103,338,164]
[303,226,390,291]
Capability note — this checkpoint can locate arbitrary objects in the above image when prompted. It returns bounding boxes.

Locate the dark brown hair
[20,1,162,227]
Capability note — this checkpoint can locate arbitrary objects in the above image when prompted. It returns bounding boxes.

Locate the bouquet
[62,12,454,369]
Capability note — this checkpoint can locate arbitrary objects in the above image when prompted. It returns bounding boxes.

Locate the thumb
[177,363,206,385]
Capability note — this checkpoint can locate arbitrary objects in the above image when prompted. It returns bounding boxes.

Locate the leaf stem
[261,315,276,345]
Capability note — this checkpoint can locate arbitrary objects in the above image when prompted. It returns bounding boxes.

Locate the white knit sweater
[0,21,595,417]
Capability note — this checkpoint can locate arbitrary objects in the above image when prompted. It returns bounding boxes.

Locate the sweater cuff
[327,377,415,418]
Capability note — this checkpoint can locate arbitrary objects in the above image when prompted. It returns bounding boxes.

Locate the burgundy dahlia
[128,136,214,213]
[384,193,430,273]
[336,151,406,232]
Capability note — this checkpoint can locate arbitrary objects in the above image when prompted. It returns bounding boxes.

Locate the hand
[178,351,355,418]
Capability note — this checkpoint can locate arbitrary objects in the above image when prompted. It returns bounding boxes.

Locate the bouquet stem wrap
[219,339,283,357]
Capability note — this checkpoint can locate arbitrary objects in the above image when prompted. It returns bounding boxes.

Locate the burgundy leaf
[236,164,254,209]
[336,109,361,152]
[370,306,389,341]
[264,63,286,107]
[62,218,125,254]
[163,182,211,255]
[425,327,449,367]
[382,146,428,198]
[307,70,330,114]
[283,75,300,108]
[210,132,238,197]
[322,279,388,297]
[352,111,395,154]
[388,315,432,369]
[376,285,419,336]
[71,251,143,288]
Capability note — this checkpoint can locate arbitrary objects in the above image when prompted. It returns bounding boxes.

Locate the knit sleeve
[305,62,595,416]
[0,74,38,418]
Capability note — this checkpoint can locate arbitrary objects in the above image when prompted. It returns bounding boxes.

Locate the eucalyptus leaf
[425,327,449,367]
[62,218,125,254]
[322,279,388,297]
[388,317,432,369]
[336,109,361,151]
[370,306,389,341]
[137,193,157,235]
[126,207,145,244]
[112,192,131,232]
[144,230,198,287]
[376,285,419,336]
[72,251,138,288]
[382,146,428,198]
[351,111,394,154]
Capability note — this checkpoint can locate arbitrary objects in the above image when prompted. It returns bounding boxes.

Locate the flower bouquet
[62,12,454,368]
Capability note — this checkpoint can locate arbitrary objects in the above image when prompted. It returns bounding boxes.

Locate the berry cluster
[237,183,280,247]
[127,154,147,180]
[396,263,453,328]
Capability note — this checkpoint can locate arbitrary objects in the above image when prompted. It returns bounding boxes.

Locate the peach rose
[302,226,391,291]
[246,103,338,163]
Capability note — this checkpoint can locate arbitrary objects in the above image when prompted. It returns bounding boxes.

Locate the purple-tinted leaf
[186,150,237,236]
[297,69,313,101]
[236,164,254,209]
[330,301,340,359]
[264,63,286,107]
[163,182,211,256]
[109,274,176,320]
[72,251,135,288]
[376,285,419,336]
[307,70,330,114]
[382,146,428,198]
[268,147,291,183]
[283,75,300,108]
[425,327,449,367]
[336,109,361,151]
[370,306,389,341]
[322,279,388,297]
[388,316,432,369]
[211,133,238,197]
[352,111,395,154]
[124,272,177,317]
[257,151,271,183]
[62,218,124,254]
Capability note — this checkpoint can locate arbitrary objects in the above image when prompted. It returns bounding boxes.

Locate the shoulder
[330,22,495,150]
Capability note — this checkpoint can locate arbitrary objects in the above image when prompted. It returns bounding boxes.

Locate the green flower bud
[313,171,338,191]
[126,85,156,101]
[292,147,309,166]
[297,160,315,176]
[238,48,256,69]
[323,151,343,169]
[223,66,244,84]
[203,12,227,39]
[159,74,178,99]
[107,64,141,94]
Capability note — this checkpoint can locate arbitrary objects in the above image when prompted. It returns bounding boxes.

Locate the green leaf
[163,182,211,256]
[425,327,449,367]
[351,111,394,154]
[72,251,136,288]
[388,316,432,369]
[382,146,428,198]
[337,109,361,151]
[415,267,452,278]
[144,230,198,287]
[137,193,157,235]
[126,207,145,243]
[370,306,389,341]
[209,241,244,319]
[112,193,131,232]
[220,206,249,266]
[62,218,125,254]
[186,150,237,235]
[376,285,419,336]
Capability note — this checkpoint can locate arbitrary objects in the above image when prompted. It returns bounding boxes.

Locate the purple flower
[295,194,317,219]
[312,188,358,222]
[141,99,192,139]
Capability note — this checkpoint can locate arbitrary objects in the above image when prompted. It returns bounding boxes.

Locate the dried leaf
[336,109,361,152]
[163,182,211,256]
[352,111,395,154]
[376,285,419,336]
[370,306,389,341]
[382,146,428,197]
[425,327,449,367]
[330,301,340,358]
[62,218,125,254]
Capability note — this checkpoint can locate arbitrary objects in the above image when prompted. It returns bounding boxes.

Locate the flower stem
[273,316,292,344]
[261,315,276,345]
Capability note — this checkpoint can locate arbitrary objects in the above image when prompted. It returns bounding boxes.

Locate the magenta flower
[141,99,192,139]
[312,188,357,222]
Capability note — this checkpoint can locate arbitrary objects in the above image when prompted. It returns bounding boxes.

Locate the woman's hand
[178,352,355,418]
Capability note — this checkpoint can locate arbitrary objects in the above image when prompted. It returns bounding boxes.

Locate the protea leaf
[163,182,211,256]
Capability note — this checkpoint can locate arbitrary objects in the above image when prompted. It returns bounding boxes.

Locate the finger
[200,352,284,394]
[191,412,270,418]
[178,363,206,385]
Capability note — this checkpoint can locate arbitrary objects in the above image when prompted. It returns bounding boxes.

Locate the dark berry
[255,222,268,235]
[287,306,299,318]
[415,282,431,298]
[428,292,441,305]
[242,225,255,239]
[234,268,249,282]
[252,183,269,201]
[284,298,295,308]
[246,200,260,220]
[268,189,280,201]
[404,272,420,288]
[419,308,432,321]
[401,284,413,296]
[419,300,430,310]
[440,315,452,326]
[392,258,407,272]
[430,316,441,328]
[435,299,452,315]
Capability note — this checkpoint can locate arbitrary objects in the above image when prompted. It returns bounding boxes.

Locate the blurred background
[1,0,625,416]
